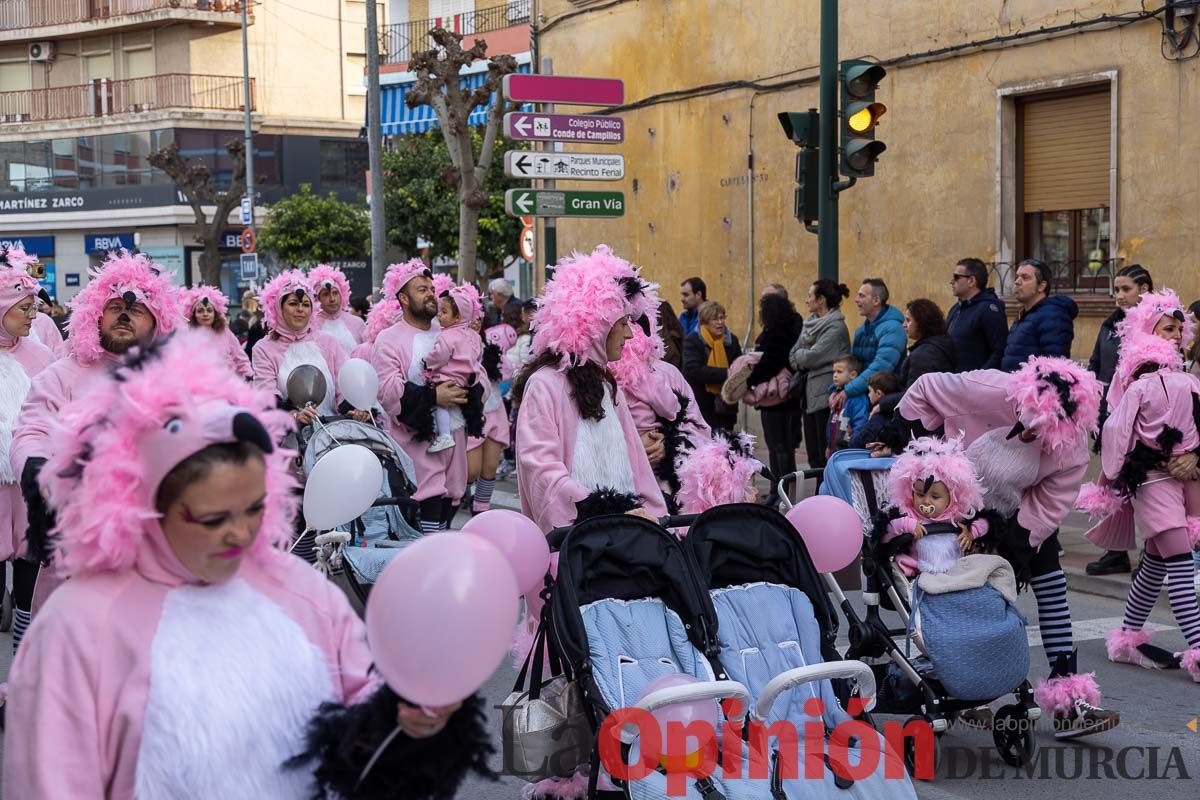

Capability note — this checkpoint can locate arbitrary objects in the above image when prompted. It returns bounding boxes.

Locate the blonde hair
[698,301,726,323]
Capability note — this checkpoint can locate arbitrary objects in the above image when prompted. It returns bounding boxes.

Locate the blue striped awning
[380,63,531,136]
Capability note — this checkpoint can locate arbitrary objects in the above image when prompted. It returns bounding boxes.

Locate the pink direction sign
[502,74,624,106]
[503,112,624,144]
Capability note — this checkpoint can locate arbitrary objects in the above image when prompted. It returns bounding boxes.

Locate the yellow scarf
[700,325,728,394]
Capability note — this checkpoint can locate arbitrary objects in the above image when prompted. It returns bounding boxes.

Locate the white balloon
[303,444,384,529]
[338,358,380,411]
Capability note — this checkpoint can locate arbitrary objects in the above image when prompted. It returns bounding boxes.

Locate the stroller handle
[776,469,825,511]
[751,660,877,722]
[621,680,752,744]
[546,514,699,548]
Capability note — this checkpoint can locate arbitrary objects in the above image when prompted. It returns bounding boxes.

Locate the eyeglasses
[950,273,970,282]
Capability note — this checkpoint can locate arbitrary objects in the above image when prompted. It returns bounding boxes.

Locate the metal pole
[540,56,557,279]
[366,0,387,291]
[241,1,254,228]
[817,0,838,282]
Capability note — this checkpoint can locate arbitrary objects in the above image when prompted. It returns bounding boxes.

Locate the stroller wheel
[901,716,940,781]
[992,704,1036,767]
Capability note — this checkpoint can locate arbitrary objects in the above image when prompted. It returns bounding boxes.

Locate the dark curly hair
[905,298,946,340]
[512,351,618,422]
[760,292,803,333]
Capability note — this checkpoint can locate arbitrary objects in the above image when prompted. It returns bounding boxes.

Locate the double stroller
[780,449,1040,770]
[543,506,917,799]
[294,416,422,613]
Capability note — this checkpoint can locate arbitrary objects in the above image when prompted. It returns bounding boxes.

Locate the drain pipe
[745,90,765,347]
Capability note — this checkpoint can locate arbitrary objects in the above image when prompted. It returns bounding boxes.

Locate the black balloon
[286,365,327,408]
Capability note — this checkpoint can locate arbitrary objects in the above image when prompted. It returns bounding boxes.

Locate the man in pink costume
[513,245,668,533]
[370,260,469,532]
[179,284,252,379]
[0,258,56,656]
[308,263,365,354]
[4,332,489,799]
[897,356,1119,739]
[12,250,180,570]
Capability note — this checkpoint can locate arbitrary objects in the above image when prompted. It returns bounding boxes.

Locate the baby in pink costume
[422,283,484,454]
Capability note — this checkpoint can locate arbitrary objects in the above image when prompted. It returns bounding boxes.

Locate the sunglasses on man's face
[951,273,970,282]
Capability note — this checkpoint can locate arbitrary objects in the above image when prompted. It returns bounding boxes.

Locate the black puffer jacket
[900,334,958,390]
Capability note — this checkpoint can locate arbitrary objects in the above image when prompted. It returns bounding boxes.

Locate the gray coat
[789,309,851,413]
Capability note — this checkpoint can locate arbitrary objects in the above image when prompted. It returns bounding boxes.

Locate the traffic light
[778,110,820,228]
[839,60,886,177]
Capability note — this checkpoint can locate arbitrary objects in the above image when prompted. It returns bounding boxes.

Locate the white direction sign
[504,151,625,181]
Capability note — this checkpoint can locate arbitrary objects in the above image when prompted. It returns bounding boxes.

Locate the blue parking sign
[239,253,258,281]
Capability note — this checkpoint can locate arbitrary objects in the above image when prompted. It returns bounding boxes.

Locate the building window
[0,61,31,93]
[320,139,368,194]
[1019,86,1112,292]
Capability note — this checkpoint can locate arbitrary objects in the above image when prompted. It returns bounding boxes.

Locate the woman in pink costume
[0,246,64,358]
[3,332,491,799]
[1076,291,1200,680]
[0,260,55,657]
[308,263,365,354]
[897,356,1120,739]
[252,269,361,426]
[179,284,252,379]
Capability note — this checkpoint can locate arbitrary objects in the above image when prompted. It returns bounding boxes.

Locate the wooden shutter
[1022,88,1111,213]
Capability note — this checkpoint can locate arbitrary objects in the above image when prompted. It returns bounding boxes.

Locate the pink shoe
[471,500,491,515]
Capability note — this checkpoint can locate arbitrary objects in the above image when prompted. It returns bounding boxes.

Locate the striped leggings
[1026,533,1075,664]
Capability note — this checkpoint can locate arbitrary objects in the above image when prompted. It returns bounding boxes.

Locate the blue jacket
[1000,295,1077,372]
[845,304,906,397]
[843,392,870,435]
[679,307,699,337]
[946,288,1009,371]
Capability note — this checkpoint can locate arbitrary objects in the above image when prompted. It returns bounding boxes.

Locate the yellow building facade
[533,0,1200,356]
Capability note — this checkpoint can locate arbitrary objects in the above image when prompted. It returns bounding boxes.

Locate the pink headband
[66,250,180,365]
[260,269,311,330]
[308,264,352,312]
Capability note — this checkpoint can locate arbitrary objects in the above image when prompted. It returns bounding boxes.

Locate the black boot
[1086,550,1131,575]
[441,498,458,530]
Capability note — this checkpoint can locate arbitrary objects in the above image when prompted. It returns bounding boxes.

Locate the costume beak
[1005,421,1026,440]
[231,412,274,454]
[121,290,137,310]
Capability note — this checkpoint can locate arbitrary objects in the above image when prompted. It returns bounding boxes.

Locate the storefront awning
[379,62,532,136]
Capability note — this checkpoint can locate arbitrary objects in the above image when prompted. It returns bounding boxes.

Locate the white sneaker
[427,434,456,454]
[1053,699,1120,740]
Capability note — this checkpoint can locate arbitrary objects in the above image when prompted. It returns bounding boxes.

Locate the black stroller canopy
[553,515,720,670]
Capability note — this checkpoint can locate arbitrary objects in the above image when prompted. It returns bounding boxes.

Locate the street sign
[505,151,625,181]
[505,189,625,218]
[241,227,256,254]
[519,226,535,261]
[502,74,624,106]
[239,253,258,281]
[240,196,252,225]
[503,112,623,144]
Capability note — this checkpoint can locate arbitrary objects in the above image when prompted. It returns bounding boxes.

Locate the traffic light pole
[817,0,838,282]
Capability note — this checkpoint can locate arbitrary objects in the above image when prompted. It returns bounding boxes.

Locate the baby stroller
[546,512,916,799]
[779,449,1040,772]
[296,416,423,613]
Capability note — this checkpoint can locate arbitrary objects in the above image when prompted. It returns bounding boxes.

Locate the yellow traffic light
[847,102,886,133]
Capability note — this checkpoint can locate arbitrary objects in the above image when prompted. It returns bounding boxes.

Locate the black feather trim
[963,508,1008,558]
[654,391,693,497]
[481,343,503,383]
[288,686,494,800]
[1112,424,1181,497]
[463,382,486,438]
[878,415,915,455]
[397,382,438,442]
[575,488,642,521]
[987,514,1037,590]
[111,334,171,378]
[20,458,58,567]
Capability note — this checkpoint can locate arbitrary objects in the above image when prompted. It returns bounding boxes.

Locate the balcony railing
[0,0,244,30]
[988,258,1121,297]
[380,0,530,65]
[0,73,253,124]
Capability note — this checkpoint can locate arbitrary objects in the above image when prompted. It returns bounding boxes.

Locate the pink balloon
[637,674,719,747]
[365,534,519,706]
[785,495,863,573]
[461,509,551,594]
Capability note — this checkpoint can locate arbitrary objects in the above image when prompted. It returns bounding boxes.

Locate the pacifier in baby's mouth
[918,503,937,517]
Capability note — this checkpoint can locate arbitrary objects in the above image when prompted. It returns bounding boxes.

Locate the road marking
[1025,617,1172,648]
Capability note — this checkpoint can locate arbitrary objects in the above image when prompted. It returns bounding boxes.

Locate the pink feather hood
[66,250,181,365]
[888,435,985,522]
[308,264,352,312]
[259,269,311,331]
[178,284,230,319]
[1005,356,1101,453]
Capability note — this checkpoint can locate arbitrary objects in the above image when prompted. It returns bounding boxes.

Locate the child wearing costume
[882,437,989,577]
[421,282,486,453]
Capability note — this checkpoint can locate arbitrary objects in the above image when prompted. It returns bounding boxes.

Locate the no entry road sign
[504,151,625,181]
[502,74,624,106]
[505,189,625,218]
[504,112,623,144]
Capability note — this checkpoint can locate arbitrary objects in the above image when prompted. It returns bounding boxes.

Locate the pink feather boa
[178,284,230,319]
[608,324,665,397]
[887,436,984,521]
[0,244,38,271]
[1075,481,1127,520]
[1187,517,1200,550]
[66,250,181,365]
[363,297,401,344]
[307,264,352,311]
[674,433,763,516]
[1117,288,1196,350]
[1005,356,1101,453]
[1033,672,1100,716]
[259,269,311,331]
[1112,332,1184,393]
[1105,627,1153,662]
[1178,646,1200,678]
[521,771,589,800]
[40,330,298,577]
[382,258,430,301]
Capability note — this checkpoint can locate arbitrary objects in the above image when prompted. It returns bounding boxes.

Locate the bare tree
[407,28,517,284]
[149,139,246,287]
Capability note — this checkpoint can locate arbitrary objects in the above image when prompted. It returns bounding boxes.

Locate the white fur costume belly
[322,317,358,354]
[134,579,336,799]
[571,389,636,495]
[277,341,336,416]
[965,427,1042,516]
[0,354,31,483]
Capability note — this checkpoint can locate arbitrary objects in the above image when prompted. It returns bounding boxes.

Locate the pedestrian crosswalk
[1025,616,1173,648]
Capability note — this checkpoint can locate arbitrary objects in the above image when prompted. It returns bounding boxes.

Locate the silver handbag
[500,617,591,781]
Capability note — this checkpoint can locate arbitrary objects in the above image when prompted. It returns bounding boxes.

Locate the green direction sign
[505,189,625,218]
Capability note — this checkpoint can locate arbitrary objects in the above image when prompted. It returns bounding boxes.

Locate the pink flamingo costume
[424,282,487,444]
[3,332,490,799]
[308,264,365,354]
[0,246,65,358]
[178,284,252,379]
